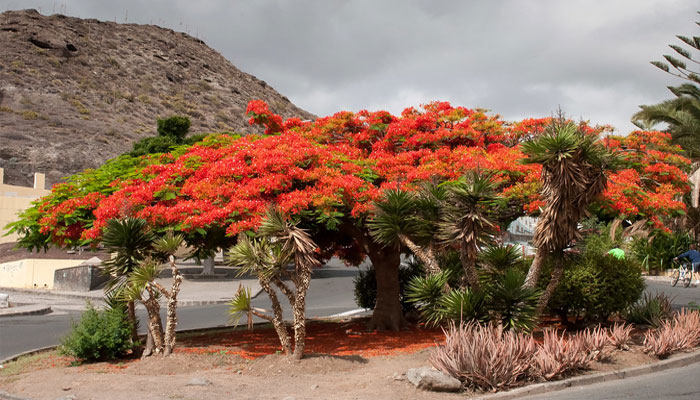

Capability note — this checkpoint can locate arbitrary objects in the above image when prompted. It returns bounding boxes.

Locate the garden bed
[2,318,693,400]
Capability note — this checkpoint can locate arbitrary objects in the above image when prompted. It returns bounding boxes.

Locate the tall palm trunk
[260,279,292,355]
[126,300,139,344]
[143,287,164,354]
[535,264,564,316]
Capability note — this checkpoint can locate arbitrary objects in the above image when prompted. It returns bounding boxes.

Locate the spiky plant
[521,118,618,315]
[486,269,540,332]
[438,287,488,324]
[228,207,321,360]
[100,217,155,344]
[368,189,441,274]
[405,271,452,325]
[478,244,524,273]
[439,172,501,290]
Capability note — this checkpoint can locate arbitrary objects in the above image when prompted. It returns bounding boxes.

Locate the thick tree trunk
[201,255,216,276]
[524,247,548,289]
[398,234,440,275]
[366,244,406,331]
[458,240,481,291]
[535,264,564,316]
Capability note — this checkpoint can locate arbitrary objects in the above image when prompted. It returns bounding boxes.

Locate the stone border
[474,348,700,400]
[0,304,51,318]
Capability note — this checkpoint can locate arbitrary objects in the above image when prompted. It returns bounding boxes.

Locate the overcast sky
[2,0,698,133]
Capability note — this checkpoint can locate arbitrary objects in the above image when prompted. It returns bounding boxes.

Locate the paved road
[645,279,700,310]
[0,262,363,360]
[521,361,700,400]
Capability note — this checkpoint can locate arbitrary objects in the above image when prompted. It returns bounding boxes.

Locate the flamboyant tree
[7,100,690,331]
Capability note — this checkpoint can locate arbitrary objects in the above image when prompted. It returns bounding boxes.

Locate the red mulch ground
[176,320,445,359]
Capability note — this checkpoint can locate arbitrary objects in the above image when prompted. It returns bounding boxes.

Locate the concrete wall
[0,167,50,244]
[0,259,84,289]
[53,262,108,292]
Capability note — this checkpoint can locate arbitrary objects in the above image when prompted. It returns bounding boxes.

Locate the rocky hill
[0,9,315,187]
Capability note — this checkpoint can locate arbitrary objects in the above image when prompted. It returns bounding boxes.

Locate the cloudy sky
[2,0,698,132]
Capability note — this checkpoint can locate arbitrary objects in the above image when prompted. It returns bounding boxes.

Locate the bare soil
[0,320,680,400]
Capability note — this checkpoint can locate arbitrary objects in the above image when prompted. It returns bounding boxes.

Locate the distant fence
[0,168,50,244]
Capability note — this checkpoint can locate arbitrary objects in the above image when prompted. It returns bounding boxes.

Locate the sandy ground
[0,343,662,400]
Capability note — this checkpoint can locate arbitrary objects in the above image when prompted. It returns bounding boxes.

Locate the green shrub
[437,287,488,324]
[548,245,645,322]
[157,115,191,140]
[129,135,178,157]
[353,259,423,312]
[631,231,692,273]
[405,271,452,325]
[60,303,135,362]
[624,292,674,327]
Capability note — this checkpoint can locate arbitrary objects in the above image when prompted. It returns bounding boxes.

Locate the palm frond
[228,284,253,328]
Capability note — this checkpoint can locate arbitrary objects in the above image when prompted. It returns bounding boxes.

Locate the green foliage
[486,269,540,332]
[405,271,452,325]
[59,303,135,362]
[228,285,253,327]
[631,231,693,273]
[437,287,488,324]
[549,232,646,322]
[478,244,527,274]
[353,259,424,312]
[129,136,179,157]
[100,218,154,291]
[624,292,674,327]
[157,115,191,140]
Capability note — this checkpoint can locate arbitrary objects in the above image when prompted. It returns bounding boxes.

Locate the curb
[0,390,31,400]
[474,348,700,400]
[0,287,262,307]
[0,305,51,318]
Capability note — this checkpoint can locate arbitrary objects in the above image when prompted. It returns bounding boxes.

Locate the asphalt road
[521,360,700,400]
[645,279,700,310]
[0,263,363,360]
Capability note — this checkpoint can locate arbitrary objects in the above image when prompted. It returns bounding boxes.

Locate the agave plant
[478,244,524,274]
[437,287,488,324]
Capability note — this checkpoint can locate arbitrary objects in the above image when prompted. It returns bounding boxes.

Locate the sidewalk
[0,275,261,317]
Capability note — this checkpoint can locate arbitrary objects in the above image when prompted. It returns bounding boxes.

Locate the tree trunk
[142,330,154,358]
[458,240,481,291]
[535,264,564,316]
[524,247,548,289]
[126,300,139,344]
[201,255,216,276]
[143,288,164,355]
[163,256,182,356]
[366,243,406,331]
[260,280,292,355]
[291,267,312,360]
[398,234,440,275]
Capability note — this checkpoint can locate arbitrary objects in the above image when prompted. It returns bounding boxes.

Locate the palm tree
[632,83,700,159]
[100,217,154,343]
[438,172,501,291]
[521,119,617,314]
[228,207,321,360]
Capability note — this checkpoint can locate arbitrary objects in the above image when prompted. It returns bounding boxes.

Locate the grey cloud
[2,0,697,132]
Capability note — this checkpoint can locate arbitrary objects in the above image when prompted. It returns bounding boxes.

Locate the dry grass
[644,309,700,358]
[609,323,634,350]
[532,329,592,380]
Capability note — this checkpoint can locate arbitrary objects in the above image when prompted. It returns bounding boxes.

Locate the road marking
[327,308,371,318]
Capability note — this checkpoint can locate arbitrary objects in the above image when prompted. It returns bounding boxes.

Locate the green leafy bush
[157,115,191,140]
[60,303,135,362]
[549,252,645,322]
[353,259,423,312]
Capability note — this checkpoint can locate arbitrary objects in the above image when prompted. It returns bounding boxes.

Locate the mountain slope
[0,9,314,186]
